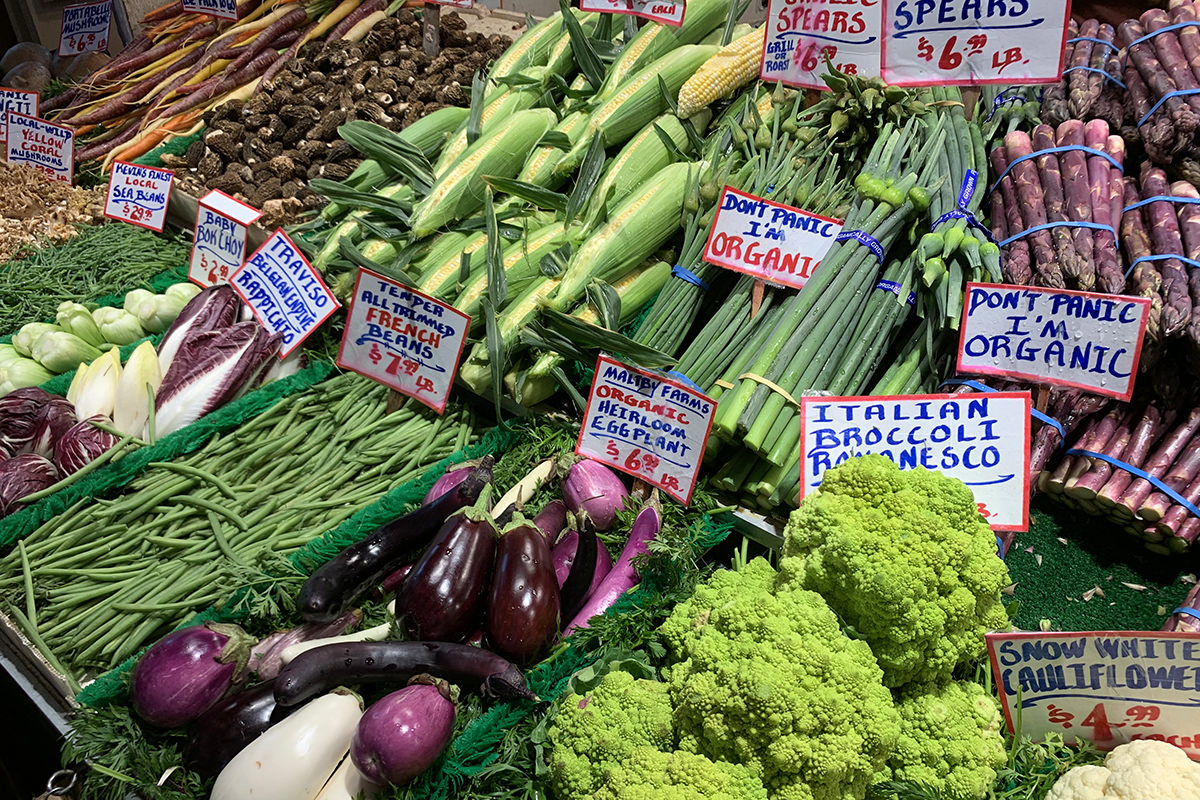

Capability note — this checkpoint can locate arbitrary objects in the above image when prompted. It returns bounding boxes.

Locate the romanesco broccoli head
[878,679,1007,800]
[779,454,1011,689]
[547,670,675,799]
[594,746,769,800]
[661,557,899,800]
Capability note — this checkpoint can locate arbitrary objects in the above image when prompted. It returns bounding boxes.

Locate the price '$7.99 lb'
[577,355,716,505]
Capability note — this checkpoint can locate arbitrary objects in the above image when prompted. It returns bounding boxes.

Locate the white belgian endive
[71,347,121,420]
[112,342,162,439]
[209,690,363,800]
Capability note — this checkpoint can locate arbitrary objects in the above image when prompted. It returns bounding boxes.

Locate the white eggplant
[209,690,363,800]
[315,756,379,800]
[280,602,395,666]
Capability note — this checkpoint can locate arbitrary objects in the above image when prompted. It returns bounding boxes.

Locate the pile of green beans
[0,372,477,685]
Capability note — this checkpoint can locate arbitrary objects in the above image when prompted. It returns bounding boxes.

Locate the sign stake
[423,3,440,58]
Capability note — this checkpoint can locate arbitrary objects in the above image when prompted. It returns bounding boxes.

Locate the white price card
[189,189,262,287]
[577,354,716,505]
[957,283,1151,402]
[337,268,470,414]
[5,111,73,183]
[232,229,340,358]
[799,392,1031,531]
[580,0,685,26]
[104,160,173,232]
[988,631,1200,759]
[881,0,1071,86]
[59,0,111,57]
[761,0,882,90]
[703,186,843,289]
[181,0,239,20]
[0,89,37,152]
[426,0,474,7]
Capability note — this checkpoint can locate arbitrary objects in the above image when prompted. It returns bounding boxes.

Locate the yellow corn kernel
[676,28,766,118]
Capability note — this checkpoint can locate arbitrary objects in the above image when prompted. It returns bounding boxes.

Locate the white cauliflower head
[1046,740,1200,800]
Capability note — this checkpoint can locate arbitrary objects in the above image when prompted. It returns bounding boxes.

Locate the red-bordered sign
[5,111,73,184]
[189,189,262,288]
[104,160,174,232]
[580,0,685,27]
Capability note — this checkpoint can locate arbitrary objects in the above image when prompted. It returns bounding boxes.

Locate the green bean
[172,495,248,531]
[18,541,36,629]
[207,511,244,565]
[3,605,80,694]
[148,462,239,500]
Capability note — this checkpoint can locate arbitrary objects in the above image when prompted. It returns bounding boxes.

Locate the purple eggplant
[422,463,476,505]
[485,517,560,666]
[376,562,413,599]
[552,532,612,591]
[560,458,628,531]
[297,456,494,623]
[556,517,598,621]
[185,680,294,777]
[273,640,537,707]
[565,496,661,635]
[246,608,363,681]
[394,490,496,643]
[130,622,254,728]
[352,676,458,786]
[532,500,568,541]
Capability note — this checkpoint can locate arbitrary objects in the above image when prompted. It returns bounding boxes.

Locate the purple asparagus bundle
[1170,179,1200,356]
[1005,131,1065,288]
[1140,165,1193,336]
[1120,15,1199,162]
[1162,584,1200,632]
[1121,178,1166,354]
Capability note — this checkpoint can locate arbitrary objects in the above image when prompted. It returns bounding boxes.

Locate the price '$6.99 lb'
[577,355,716,505]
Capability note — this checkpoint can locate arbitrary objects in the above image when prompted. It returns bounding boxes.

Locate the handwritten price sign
[988,631,1200,759]
[957,284,1150,402]
[800,392,1031,531]
[104,160,173,232]
[703,186,843,289]
[881,0,1071,86]
[0,89,37,151]
[337,268,470,414]
[189,189,261,287]
[762,0,881,89]
[59,0,111,57]
[231,229,340,358]
[5,112,73,183]
[577,355,715,505]
[181,0,238,20]
[580,0,684,26]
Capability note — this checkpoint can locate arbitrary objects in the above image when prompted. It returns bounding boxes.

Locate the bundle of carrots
[47,0,394,170]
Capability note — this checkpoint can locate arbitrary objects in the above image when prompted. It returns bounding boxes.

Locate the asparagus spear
[1033,124,1085,286]
[1121,178,1166,349]
[1067,19,1098,119]
[1139,164,1192,337]
[1171,178,1200,355]
[1162,584,1200,631]
[1083,121,1124,294]
[1056,121,1097,290]
[1094,405,1176,511]
[1120,18,1198,157]
[1004,131,1063,288]
[989,146,1032,285]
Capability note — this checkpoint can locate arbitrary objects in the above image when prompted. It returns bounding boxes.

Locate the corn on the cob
[312,183,414,270]
[456,221,570,321]
[435,84,543,176]
[413,232,485,298]
[409,109,556,238]
[517,111,589,190]
[676,28,766,119]
[584,112,701,228]
[489,10,579,81]
[458,277,561,392]
[513,261,672,406]
[556,45,718,177]
[552,160,697,309]
[594,0,729,103]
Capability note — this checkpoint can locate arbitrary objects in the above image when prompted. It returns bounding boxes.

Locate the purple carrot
[150,47,280,124]
[327,0,385,43]
[74,123,141,163]
[65,46,207,127]
[256,20,318,93]
[1056,121,1096,290]
[225,6,308,75]
[990,146,1032,285]
[1033,124,1084,286]
[1117,408,1200,517]
[1005,130,1063,288]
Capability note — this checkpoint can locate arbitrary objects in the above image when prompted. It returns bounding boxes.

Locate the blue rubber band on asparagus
[665,370,703,393]
[1171,606,1200,621]
[999,220,1117,248]
[1122,195,1200,215]
[835,229,885,264]
[939,378,1067,445]
[1065,448,1200,520]
[671,264,709,291]
[1123,253,1200,280]
[1066,36,1119,49]
[1126,20,1200,51]
[1061,65,1126,89]
[988,146,1122,199]
[1138,87,1200,128]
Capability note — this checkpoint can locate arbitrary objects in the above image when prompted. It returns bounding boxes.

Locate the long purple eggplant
[564,495,661,635]
[553,530,612,598]
[185,681,294,778]
[273,640,537,707]
[556,517,598,621]
[532,500,568,541]
[297,457,494,622]
[485,517,560,665]
[394,490,496,642]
